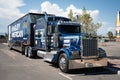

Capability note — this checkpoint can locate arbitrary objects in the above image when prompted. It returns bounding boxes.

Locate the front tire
[59,53,69,73]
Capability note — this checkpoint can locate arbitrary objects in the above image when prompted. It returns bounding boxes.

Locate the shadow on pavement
[50,62,118,75]
[68,67,116,75]
[108,56,120,60]
[9,48,42,59]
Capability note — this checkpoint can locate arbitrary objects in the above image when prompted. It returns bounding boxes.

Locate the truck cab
[35,14,107,73]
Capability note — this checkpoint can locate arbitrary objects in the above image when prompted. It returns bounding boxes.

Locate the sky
[0,0,119,36]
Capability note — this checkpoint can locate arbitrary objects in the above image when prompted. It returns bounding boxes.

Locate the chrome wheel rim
[28,47,32,57]
[25,48,27,56]
[59,57,66,70]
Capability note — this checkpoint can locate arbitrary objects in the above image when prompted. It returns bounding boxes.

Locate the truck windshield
[30,14,43,23]
[58,25,80,34]
[48,17,71,22]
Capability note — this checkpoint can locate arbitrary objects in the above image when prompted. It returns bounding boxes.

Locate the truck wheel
[9,46,13,50]
[25,47,28,57]
[59,53,69,73]
[8,44,13,50]
[28,47,33,58]
[21,46,25,55]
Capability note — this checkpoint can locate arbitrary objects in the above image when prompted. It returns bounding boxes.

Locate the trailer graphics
[8,13,48,52]
[8,12,108,73]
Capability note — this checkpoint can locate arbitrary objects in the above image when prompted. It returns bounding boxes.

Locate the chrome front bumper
[69,58,108,69]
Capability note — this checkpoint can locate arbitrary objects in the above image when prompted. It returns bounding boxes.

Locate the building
[116,11,120,41]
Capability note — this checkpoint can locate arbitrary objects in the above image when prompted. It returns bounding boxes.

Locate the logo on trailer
[11,23,23,38]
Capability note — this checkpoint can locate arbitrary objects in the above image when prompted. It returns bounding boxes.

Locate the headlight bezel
[71,51,80,59]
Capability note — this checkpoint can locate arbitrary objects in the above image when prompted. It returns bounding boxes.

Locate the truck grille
[82,39,98,57]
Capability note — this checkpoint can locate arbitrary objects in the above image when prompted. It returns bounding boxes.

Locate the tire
[59,53,69,73]
[21,46,25,55]
[24,47,28,57]
[8,44,13,50]
[9,46,13,50]
[28,47,33,58]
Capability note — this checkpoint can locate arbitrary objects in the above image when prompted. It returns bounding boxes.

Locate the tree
[107,31,113,41]
[68,7,102,36]
[68,9,76,21]
[89,22,102,35]
[68,9,73,20]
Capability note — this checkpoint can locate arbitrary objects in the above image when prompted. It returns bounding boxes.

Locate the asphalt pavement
[0,43,120,80]
[99,42,120,67]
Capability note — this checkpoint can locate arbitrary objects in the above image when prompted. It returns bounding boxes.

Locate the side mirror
[37,31,41,38]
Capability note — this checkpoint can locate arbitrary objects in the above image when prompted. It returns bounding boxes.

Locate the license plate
[85,63,93,67]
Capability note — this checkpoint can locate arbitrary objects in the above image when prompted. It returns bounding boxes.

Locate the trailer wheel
[28,47,33,58]
[59,53,69,73]
[25,47,28,57]
[8,43,13,50]
[9,45,13,50]
[21,46,25,55]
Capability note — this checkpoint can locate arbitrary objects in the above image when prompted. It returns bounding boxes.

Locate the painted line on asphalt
[118,71,120,75]
[27,58,32,61]
[2,43,8,45]
[68,74,75,77]
[59,72,73,80]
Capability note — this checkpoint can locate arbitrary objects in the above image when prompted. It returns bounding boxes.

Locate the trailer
[8,12,108,73]
[8,13,53,57]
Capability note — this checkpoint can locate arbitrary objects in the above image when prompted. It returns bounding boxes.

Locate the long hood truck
[8,12,108,73]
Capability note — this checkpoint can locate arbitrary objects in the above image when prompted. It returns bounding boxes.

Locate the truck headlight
[64,40,70,43]
[71,51,80,59]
